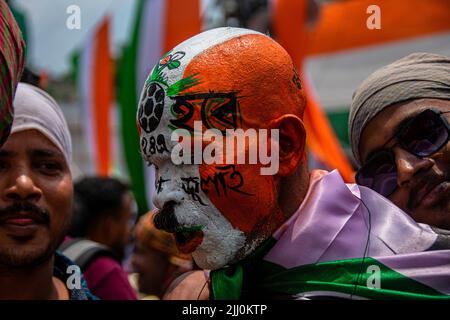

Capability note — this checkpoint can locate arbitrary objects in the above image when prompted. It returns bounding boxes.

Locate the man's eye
[35,161,64,174]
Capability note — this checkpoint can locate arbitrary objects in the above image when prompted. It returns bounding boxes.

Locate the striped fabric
[211,170,450,299]
[0,0,25,146]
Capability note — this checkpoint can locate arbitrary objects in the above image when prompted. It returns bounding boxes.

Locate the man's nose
[152,167,186,209]
[394,147,434,188]
[152,189,185,210]
[3,174,42,202]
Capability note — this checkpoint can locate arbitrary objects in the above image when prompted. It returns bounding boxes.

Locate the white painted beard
[193,230,269,270]
[174,199,246,270]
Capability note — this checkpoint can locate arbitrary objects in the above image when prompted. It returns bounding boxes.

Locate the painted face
[0,130,73,267]
[137,28,305,269]
[359,99,450,229]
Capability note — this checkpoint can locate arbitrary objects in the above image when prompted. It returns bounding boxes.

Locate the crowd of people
[0,1,448,300]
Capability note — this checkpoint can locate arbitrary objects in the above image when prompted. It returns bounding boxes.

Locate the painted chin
[190,227,247,270]
[174,229,204,254]
[192,246,232,270]
[170,197,247,269]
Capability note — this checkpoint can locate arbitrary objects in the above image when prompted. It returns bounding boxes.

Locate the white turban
[12,83,72,168]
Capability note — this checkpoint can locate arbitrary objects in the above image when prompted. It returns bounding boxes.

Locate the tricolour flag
[211,170,450,299]
[265,171,450,299]
[117,0,201,214]
[79,16,114,176]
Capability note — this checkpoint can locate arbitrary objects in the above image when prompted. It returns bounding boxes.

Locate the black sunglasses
[356,109,450,197]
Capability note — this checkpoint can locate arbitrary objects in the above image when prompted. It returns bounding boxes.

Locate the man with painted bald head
[137,28,450,300]
[350,53,450,231]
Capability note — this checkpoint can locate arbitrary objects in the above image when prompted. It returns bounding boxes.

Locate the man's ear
[270,115,306,177]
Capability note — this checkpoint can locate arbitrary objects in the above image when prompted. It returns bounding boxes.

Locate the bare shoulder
[163,270,210,300]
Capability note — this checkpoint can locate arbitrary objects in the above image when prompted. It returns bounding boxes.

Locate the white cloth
[12,83,72,167]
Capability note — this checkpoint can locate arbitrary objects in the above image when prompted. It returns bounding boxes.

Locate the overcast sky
[14,0,138,76]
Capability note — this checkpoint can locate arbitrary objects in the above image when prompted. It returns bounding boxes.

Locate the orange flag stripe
[273,0,355,182]
[308,0,450,56]
[272,0,308,71]
[92,17,113,176]
[303,79,355,182]
[164,0,202,53]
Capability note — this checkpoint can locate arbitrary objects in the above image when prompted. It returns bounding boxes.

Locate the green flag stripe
[326,109,350,148]
[255,257,449,299]
[117,0,149,215]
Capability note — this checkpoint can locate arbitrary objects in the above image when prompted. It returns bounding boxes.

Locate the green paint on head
[167,73,201,96]
[144,49,200,99]
[147,65,168,87]
[176,225,204,233]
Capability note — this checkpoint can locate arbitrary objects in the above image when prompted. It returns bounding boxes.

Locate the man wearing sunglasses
[350,52,450,230]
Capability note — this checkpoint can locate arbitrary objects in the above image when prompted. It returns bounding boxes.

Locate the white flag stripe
[378,250,450,295]
[79,33,96,174]
[137,0,165,95]
[305,31,450,112]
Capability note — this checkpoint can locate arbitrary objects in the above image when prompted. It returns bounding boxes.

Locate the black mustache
[153,201,180,233]
[408,172,449,210]
[0,202,50,225]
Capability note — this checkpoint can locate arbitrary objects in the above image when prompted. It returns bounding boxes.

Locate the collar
[53,251,97,300]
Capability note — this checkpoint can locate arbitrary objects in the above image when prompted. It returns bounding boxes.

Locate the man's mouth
[414,180,450,209]
[0,211,47,224]
[152,204,204,254]
[5,217,36,226]
[174,226,204,254]
[0,212,46,238]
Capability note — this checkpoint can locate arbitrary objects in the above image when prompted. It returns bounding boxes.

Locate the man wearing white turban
[0,83,94,300]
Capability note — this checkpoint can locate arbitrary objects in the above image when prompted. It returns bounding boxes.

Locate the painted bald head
[137,27,306,269]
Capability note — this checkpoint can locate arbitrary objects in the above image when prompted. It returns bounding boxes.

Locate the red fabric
[0,1,25,147]
[83,256,137,300]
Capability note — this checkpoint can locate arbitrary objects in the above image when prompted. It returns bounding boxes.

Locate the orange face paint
[138,28,306,269]
[179,34,305,237]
